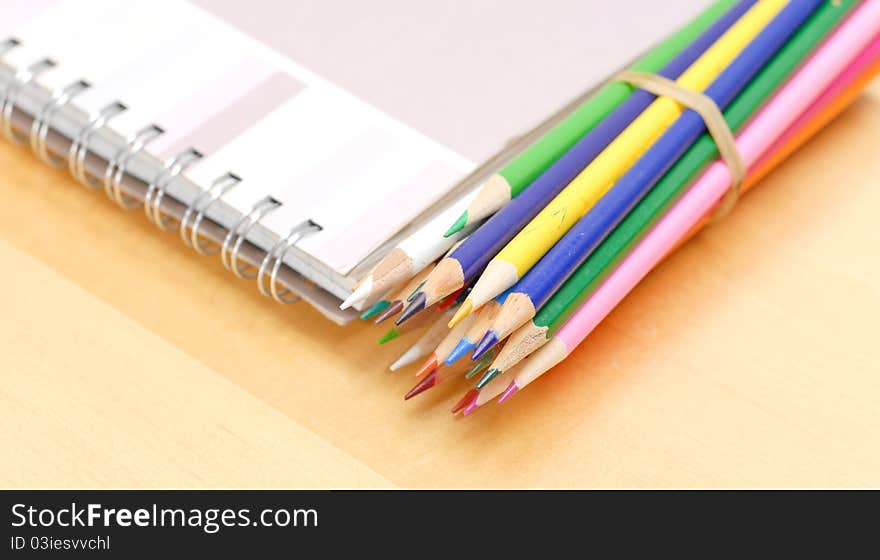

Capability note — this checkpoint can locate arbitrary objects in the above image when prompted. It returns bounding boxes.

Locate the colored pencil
[339,199,475,310]
[476,365,502,390]
[443,0,743,236]
[412,312,479,379]
[488,0,858,378]
[404,354,476,400]
[451,389,480,414]
[389,308,456,371]
[453,0,788,324]
[445,299,502,365]
[363,261,435,320]
[360,298,391,320]
[400,1,754,324]
[436,286,467,311]
[373,264,435,323]
[461,363,522,416]
[408,342,497,401]
[473,0,827,361]
[501,6,880,400]
[465,347,498,379]
[377,305,437,345]
[745,66,880,213]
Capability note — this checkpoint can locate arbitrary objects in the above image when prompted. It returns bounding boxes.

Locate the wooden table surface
[1,81,879,489]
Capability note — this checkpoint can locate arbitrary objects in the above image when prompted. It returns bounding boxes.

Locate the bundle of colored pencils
[342,0,880,415]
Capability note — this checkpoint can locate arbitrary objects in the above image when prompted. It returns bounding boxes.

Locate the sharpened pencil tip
[476,368,500,390]
[360,299,390,320]
[437,287,465,311]
[445,339,476,366]
[340,276,373,310]
[497,381,519,404]
[377,328,400,345]
[404,370,438,400]
[389,345,419,372]
[452,389,479,414]
[373,300,404,324]
[448,299,473,328]
[444,212,468,238]
[415,354,439,378]
[396,292,426,326]
[465,356,490,379]
[462,394,480,416]
[406,281,426,302]
[472,331,499,361]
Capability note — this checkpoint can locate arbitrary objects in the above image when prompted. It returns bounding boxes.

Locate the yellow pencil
[450,0,787,325]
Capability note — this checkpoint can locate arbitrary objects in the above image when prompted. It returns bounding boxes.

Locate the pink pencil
[501,1,880,401]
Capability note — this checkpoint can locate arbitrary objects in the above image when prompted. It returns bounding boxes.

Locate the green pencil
[487,0,856,374]
[444,0,739,237]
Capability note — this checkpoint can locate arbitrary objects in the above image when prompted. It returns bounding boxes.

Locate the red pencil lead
[451,389,479,414]
[437,287,465,310]
[404,370,438,400]
[461,392,481,416]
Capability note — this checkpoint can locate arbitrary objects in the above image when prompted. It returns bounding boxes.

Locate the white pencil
[340,196,475,310]
[389,309,455,371]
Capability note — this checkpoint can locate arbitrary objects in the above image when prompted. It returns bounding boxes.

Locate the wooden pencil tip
[406,281,426,302]
[497,381,519,404]
[467,260,519,312]
[448,299,474,328]
[461,393,481,416]
[360,299,390,320]
[396,292,426,326]
[373,300,404,324]
[452,389,479,414]
[404,370,438,400]
[476,368,500,390]
[445,339,475,365]
[471,331,498,361]
[377,328,400,345]
[443,212,468,238]
[389,345,420,372]
[465,353,492,379]
[437,287,465,311]
[340,276,373,310]
[414,355,439,378]
[456,174,512,234]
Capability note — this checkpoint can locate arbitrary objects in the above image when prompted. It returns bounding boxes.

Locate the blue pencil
[395,0,755,326]
[444,289,512,365]
[472,0,823,361]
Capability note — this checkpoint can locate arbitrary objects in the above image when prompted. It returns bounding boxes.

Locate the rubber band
[613,69,745,221]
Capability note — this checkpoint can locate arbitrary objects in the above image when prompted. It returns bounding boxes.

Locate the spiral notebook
[0,0,709,323]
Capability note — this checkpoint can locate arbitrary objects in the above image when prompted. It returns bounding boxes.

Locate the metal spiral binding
[30,79,90,166]
[144,148,202,230]
[1,57,55,144]
[0,38,321,312]
[103,124,163,208]
[0,37,19,57]
[257,221,321,304]
[179,172,241,254]
[68,101,127,188]
[220,197,280,279]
